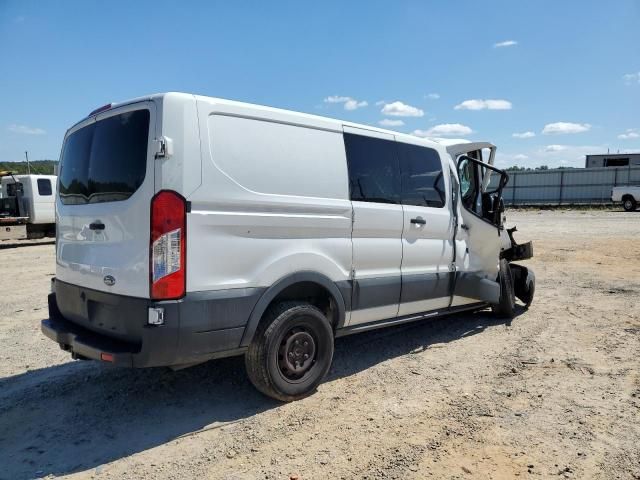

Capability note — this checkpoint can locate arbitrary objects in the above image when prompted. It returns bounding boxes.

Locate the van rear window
[59,110,150,204]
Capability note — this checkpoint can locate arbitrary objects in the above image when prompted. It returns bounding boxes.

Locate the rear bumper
[42,313,139,367]
[42,280,264,368]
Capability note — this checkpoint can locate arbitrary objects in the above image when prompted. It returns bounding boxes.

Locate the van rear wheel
[245,301,334,402]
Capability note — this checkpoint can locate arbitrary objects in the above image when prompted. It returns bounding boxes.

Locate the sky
[1,0,639,168]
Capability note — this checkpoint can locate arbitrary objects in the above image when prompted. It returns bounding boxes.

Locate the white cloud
[381,101,424,117]
[623,72,640,85]
[454,99,512,110]
[378,119,405,127]
[324,95,367,110]
[8,124,46,135]
[538,144,604,167]
[426,93,440,100]
[324,95,350,103]
[542,122,591,135]
[413,123,473,137]
[544,145,568,152]
[375,100,385,106]
[493,40,518,48]
[344,99,368,110]
[497,144,607,169]
[512,131,535,138]
[618,129,640,140]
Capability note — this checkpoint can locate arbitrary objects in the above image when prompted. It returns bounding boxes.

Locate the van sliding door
[343,127,403,326]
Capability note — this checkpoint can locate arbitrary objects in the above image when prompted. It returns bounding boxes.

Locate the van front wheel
[492,259,516,319]
[245,301,334,402]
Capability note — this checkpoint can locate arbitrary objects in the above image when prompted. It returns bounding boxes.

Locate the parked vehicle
[42,93,535,401]
[0,173,56,240]
[612,185,640,211]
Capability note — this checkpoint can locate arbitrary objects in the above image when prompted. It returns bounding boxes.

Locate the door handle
[89,221,105,231]
[410,217,426,225]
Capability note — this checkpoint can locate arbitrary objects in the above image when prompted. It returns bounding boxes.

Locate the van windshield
[59,109,150,205]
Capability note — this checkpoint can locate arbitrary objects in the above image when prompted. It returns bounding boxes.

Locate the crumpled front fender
[501,226,533,261]
[510,263,535,308]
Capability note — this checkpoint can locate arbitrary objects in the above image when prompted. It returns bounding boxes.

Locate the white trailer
[0,174,57,240]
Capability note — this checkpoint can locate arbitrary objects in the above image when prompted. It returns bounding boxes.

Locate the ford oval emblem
[103,275,116,286]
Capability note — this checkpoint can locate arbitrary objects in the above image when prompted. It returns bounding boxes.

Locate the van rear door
[56,101,157,298]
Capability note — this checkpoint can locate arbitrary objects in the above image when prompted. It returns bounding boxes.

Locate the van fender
[239,271,348,347]
[510,263,535,308]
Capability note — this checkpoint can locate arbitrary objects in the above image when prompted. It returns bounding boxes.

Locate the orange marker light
[100,353,114,362]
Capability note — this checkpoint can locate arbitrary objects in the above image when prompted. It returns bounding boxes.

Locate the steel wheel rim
[277,327,317,381]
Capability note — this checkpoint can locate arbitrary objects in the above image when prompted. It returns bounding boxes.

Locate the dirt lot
[0,210,639,480]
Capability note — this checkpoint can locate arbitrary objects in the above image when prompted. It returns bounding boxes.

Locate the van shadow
[0,306,523,479]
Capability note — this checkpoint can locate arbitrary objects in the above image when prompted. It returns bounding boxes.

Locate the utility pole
[25,151,31,174]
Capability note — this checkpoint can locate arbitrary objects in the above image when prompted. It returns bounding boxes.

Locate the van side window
[343,133,400,204]
[37,179,52,196]
[397,143,445,208]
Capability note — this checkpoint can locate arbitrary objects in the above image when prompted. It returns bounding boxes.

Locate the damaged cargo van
[42,93,534,401]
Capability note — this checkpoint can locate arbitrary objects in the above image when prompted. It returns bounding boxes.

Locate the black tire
[522,275,535,309]
[492,259,516,318]
[622,196,637,212]
[245,301,334,402]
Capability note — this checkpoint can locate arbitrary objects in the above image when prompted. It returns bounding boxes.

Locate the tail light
[150,190,186,300]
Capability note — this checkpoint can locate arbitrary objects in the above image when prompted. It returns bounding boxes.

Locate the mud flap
[509,263,535,308]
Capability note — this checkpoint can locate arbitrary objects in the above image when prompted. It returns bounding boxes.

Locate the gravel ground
[0,210,639,480]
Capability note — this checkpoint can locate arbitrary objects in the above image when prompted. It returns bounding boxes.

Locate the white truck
[0,174,57,240]
[611,186,640,211]
[42,93,535,401]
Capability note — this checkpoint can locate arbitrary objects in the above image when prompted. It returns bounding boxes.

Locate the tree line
[0,160,58,175]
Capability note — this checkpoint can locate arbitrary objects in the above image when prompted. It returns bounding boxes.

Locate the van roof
[83,92,482,153]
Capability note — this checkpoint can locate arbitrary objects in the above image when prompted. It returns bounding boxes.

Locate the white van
[42,93,534,401]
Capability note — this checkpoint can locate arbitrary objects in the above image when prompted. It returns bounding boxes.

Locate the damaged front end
[501,226,533,262]
[501,227,535,308]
